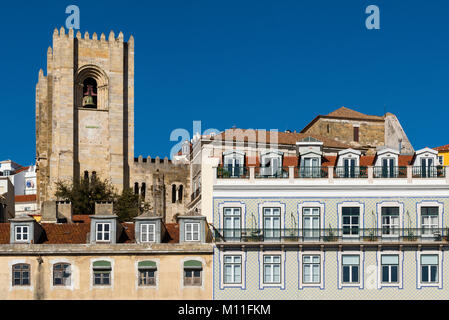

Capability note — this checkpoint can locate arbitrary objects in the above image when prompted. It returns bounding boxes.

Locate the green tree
[114,188,140,222]
[55,175,116,215]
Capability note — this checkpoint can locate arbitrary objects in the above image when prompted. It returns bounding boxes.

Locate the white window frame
[417,251,443,289]
[298,202,325,240]
[417,201,443,239]
[337,251,364,289]
[298,251,324,289]
[338,202,364,239]
[140,223,156,243]
[90,258,114,290]
[222,254,243,286]
[219,201,246,230]
[259,250,285,289]
[377,251,403,289]
[96,222,111,242]
[258,202,285,231]
[376,202,403,239]
[15,225,29,243]
[185,222,200,242]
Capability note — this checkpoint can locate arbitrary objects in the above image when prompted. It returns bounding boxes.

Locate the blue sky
[1,0,448,165]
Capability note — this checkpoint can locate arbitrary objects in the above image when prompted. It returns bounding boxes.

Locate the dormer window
[185,223,200,242]
[223,151,245,178]
[412,148,440,178]
[140,223,156,243]
[15,226,29,242]
[374,148,400,178]
[337,149,361,178]
[260,151,283,178]
[96,222,111,242]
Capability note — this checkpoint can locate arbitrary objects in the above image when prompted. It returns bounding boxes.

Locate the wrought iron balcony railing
[334,166,368,178]
[255,167,289,178]
[295,166,329,178]
[412,166,446,178]
[373,166,407,178]
[217,166,249,179]
[213,228,448,243]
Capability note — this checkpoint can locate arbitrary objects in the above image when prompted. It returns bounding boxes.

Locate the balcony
[217,167,249,179]
[215,165,449,182]
[295,166,329,178]
[213,228,448,244]
[412,166,446,178]
[334,166,368,178]
[373,166,407,178]
[255,167,289,179]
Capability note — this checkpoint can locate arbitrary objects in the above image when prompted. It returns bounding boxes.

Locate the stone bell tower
[36,27,135,207]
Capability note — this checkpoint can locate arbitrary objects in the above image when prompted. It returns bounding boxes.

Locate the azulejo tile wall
[213,196,449,300]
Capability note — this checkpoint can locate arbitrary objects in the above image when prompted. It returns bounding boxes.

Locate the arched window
[82,77,98,108]
[53,263,71,286]
[178,185,183,203]
[141,183,146,198]
[172,184,177,203]
[134,182,139,195]
[12,263,30,286]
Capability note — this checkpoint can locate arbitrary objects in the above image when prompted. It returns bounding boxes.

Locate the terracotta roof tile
[434,144,449,152]
[326,107,385,121]
[283,156,298,167]
[40,223,90,244]
[72,215,91,224]
[360,155,375,166]
[14,194,37,203]
[0,224,10,244]
[165,223,179,243]
[321,156,337,167]
[398,155,414,166]
[14,166,31,174]
[212,129,352,150]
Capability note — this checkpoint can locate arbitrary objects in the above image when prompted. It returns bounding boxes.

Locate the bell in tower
[82,78,98,108]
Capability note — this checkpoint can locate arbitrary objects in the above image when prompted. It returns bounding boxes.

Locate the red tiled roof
[283,156,298,167]
[165,223,179,243]
[0,221,183,244]
[212,129,353,150]
[72,215,91,224]
[326,107,384,121]
[360,155,375,166]
[398,155,414,166]
[300,107,385,133]
[321,156,337,167]
[0,224,10,244]
[15,194,37,203]
[14,166,31,174]
[41,223,90,244]
[434,144,449,152]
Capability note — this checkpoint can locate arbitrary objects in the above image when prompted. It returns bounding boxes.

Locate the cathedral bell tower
[35,27,135,208]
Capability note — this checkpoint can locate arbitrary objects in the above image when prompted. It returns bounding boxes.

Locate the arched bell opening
[82,77,98,108]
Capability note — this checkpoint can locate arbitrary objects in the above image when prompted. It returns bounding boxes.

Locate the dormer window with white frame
[140,223,156,243]
[15,226,29,243]
[259,150,284,178]
[412,148,439,178]
[96,222,111,242]
[185,222,200,242]
[223,150,245,178]
[337,149,361,178]
[374,148,400,178]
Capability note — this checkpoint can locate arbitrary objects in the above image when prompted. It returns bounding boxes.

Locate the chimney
[95,201,114,215]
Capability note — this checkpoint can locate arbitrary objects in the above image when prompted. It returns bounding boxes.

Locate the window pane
[343,266,350,282]
[342,255,359,265]
[381,255,399,265]
[382,266,389,282]
[422,266,429,282]
[391,266,398,282]
[352,266,359,283]
[430,266,438,282]
[421,255,438,265]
